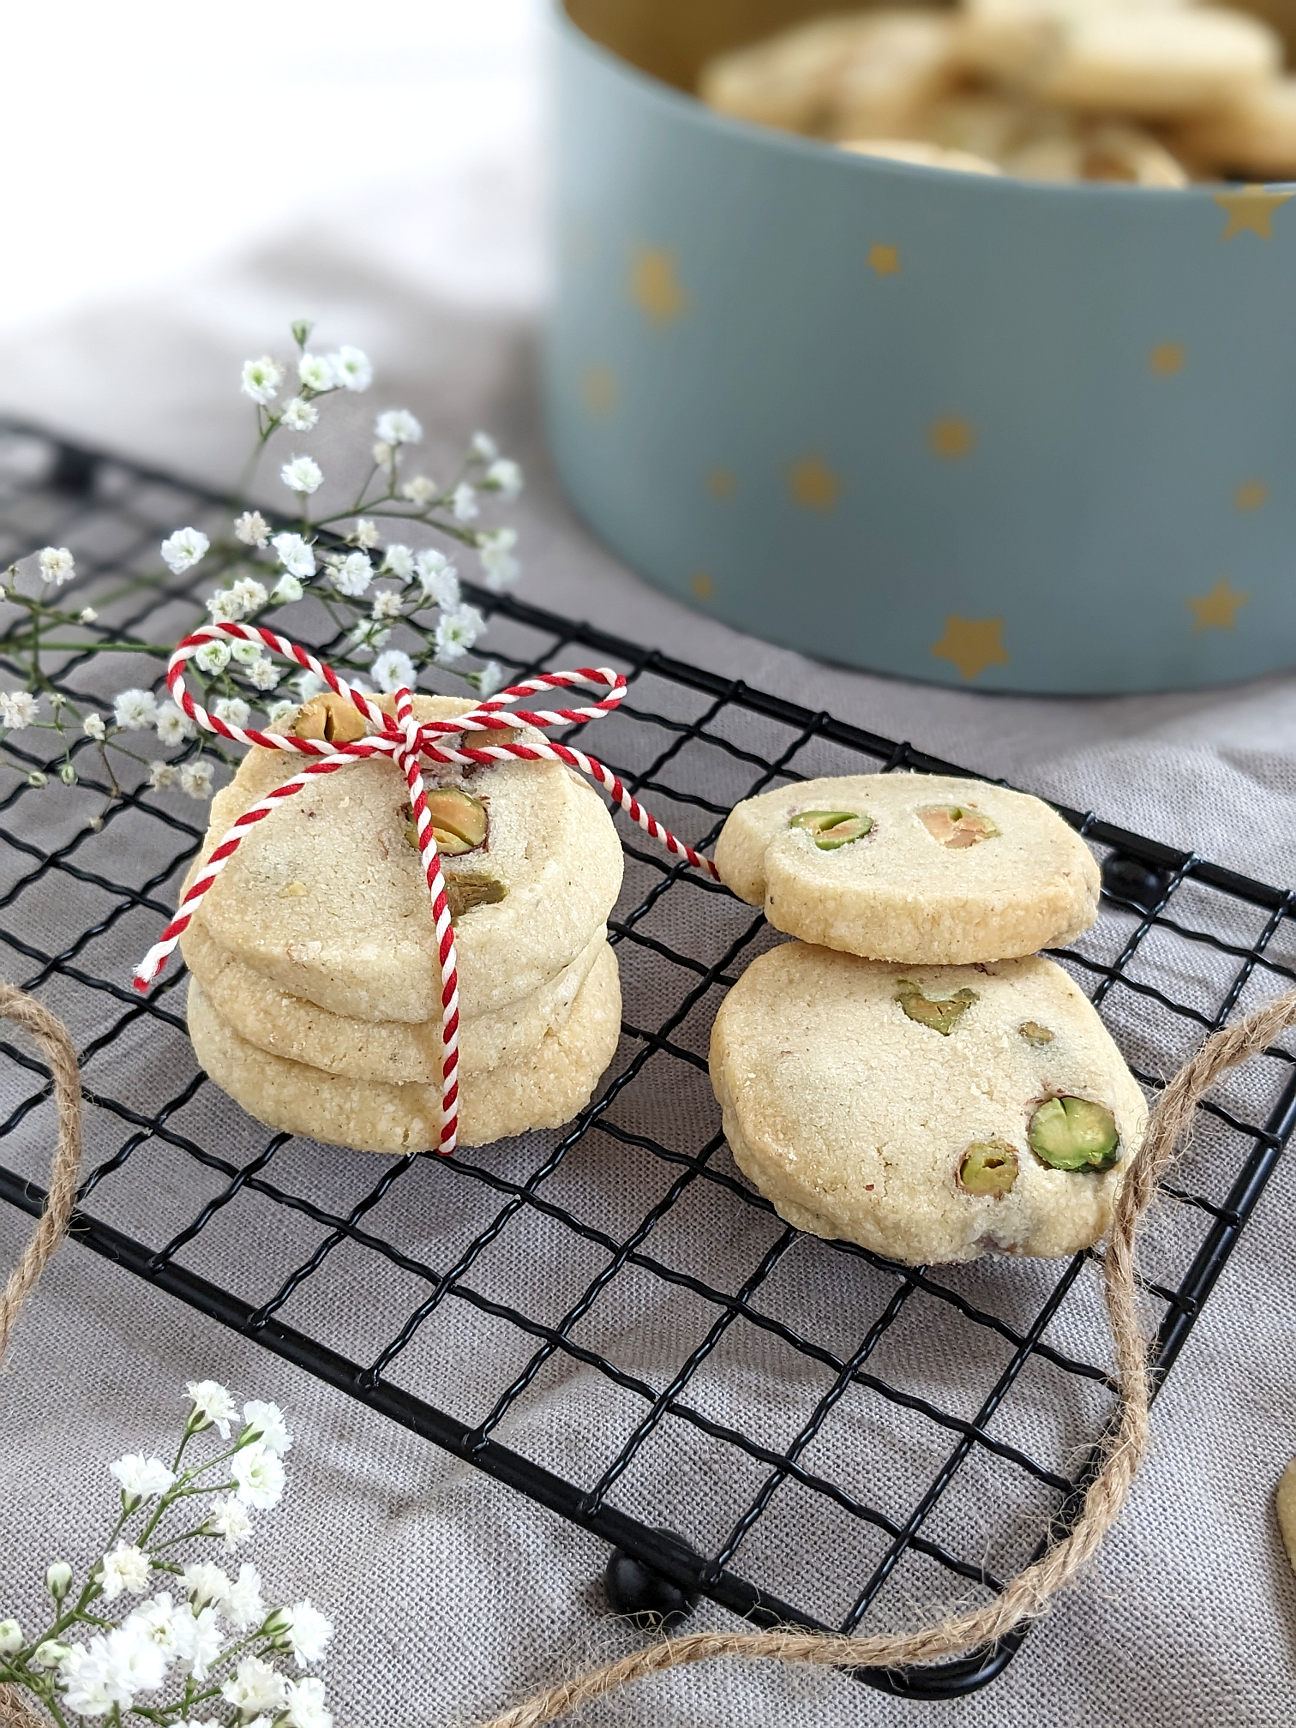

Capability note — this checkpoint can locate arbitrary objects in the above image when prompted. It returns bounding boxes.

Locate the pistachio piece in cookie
[714,772,1100,963]
[896,979,978,1035]
[1028,1096,1121,1172]
[292,691,368,743]
[425,786,488,854]
[709,945,1146,1265]
[1019,1020,1055,1047]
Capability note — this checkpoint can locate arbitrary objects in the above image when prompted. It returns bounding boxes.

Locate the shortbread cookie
[955,0,1191,87]
[187,943,622,1154]
[181,918,608,1084]
[714,773,1100,963]
[830,12,962,141]
[1035,8,1281,119]
[697,15,874,134]
[839,138,1002,175]
[1174,78,1296,179]
[1006,121,1188,185]
[710,945,1146,1265]
[1278,1459,1296,1573]
[187,695,624,1024]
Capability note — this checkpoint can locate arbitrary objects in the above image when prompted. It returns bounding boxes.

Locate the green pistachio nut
[445,874,507,920]
[1028,1096,1121,1172]
[958,1141,1020,1198]
[918,804,1000,849]
[895,980,979,1035]
[789,809,873,850]
[1018,1021,1055,1047]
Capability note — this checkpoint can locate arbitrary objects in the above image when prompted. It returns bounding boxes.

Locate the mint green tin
[544,1,1296,694]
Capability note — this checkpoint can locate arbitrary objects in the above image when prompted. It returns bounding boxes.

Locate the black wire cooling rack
[2,420,1295,1700]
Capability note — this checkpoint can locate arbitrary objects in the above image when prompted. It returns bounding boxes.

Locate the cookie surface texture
[709,944,1146,1265]
[714,773,1099,962]
[186,695,624,1023]
[180,918,608,1084]
[187,942,622,1154]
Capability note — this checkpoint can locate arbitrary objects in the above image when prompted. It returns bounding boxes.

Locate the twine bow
[133,621,717,1155]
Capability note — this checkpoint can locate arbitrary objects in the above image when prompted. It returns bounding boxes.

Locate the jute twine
[1,976,1295,1728]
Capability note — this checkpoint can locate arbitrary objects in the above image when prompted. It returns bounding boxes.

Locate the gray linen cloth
[1,184,1295,1728]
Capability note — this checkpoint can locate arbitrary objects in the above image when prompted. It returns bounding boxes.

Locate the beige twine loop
[476,987,1296,1728]
[0,980,85,1728]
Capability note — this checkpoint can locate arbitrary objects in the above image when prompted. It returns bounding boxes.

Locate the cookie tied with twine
[131,622,718,1156]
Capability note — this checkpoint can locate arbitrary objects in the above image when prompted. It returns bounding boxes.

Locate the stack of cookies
[709,774,1147,1266]
[183,693,625,1154]
[699,2,1296,185]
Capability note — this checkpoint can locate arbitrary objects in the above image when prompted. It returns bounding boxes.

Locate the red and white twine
[133,622,718,1155]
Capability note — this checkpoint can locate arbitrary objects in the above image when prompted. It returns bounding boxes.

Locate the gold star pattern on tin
[581,365,618,417]
[928,417,976,460]
[931,616,1009,682]
[689,572,716,603]
[1235,480,1268,512]
[788,456,842,511]
[1215,184,1294,241]
[630,246,688,324]
[1149,343,1185,376]
[868,243,900,276]
[1188,579,1249,632]
[707,466,738,500]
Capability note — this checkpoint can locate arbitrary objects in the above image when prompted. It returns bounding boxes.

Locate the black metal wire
[0,420,1293,1701]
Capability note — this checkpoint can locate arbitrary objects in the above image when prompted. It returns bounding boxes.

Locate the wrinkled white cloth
[1,8,1295,1726]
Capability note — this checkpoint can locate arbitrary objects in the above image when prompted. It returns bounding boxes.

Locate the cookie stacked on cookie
[710,774,1146,1265]
[183,693,625,1154]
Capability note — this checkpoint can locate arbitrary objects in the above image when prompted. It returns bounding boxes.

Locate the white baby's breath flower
[194,640,231,676]
[111,1456,175,1504]
[241,357,284,405]
[245,656,280,692]
[297,352,336,392]
[81,712,106,741]
[271,574,304,605]
[59,1641,112,1714]
[223,1563,265,1632]
[346,620,388,658]
[102,1620,167,1701]
[78,606,98,624]
[0,690,40,731]
[415,549,460,608]
[234,510,271,548]
[272,533,316,578]
[207,590,245,625]
[371,649,416,693]
[330,346,372,391]
[281,455,324,497]
[39,545,76,586]
[474,659,506,699]
[160,528,210,575]
[275,1601,333,1668]
[266,699,297,728]
[202,1494,254,1549]
[485,458,523,499]
[281,397,319,433]
[155,701,196,746]
[180,760,214,800]
[400,474,437,508]
[222,1654,288,1719]
[380,544,414,580]
[130,1594,181,1657]
[434,603,485,664]
[99,1542,151,1603]
[371,588,403,622]
[187,1379,237,1437]
[329,552,372,598]
[171,1604,223,1682]
[375,408,422,446]
[0,1620,22,1656]
[33,1640,70,1668]
[347,518,379,549]
[46,1563,73,1599]
[214,696,251,729]
[181,1563,230,1615]
[372,440,393,466]
[232,1441,286,1510]
[232,577,269,614]
[285,1676,332,1728]
[230,638,263,666]
[149,761,179,790]
[113,688,158,731]
[451,482,479,522]
[479,526,520,592]
[471,430,499,461]
[241,1400,292,1457]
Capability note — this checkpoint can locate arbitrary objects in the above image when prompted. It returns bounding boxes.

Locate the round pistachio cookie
[709,943,1146,1265]
[187,942,622,1155]
[187,695,624,1024]
[714,773,1099,964]
[1277,1458,1296,1574]
[180,919,609,1085]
